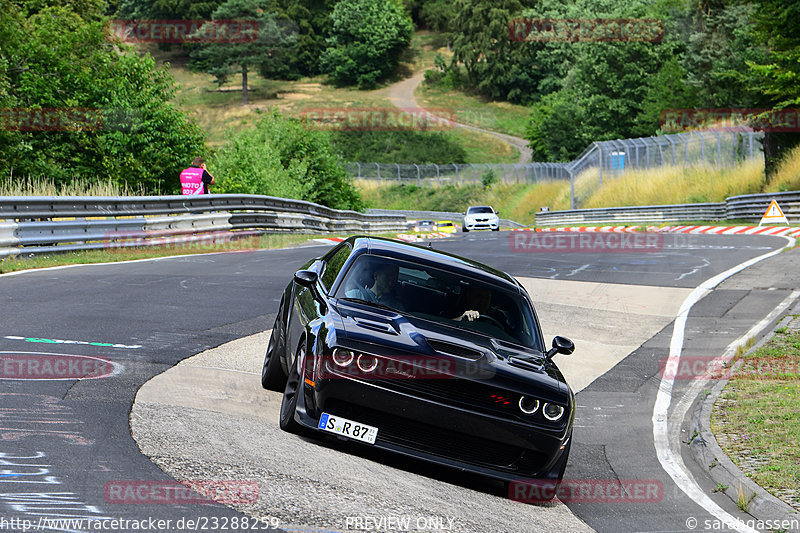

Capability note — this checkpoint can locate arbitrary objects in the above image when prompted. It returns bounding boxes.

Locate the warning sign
[759,199,789,226]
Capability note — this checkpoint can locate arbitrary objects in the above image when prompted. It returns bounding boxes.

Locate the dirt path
[387,72,533,164]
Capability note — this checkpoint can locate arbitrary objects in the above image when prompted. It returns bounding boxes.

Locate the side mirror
[294,270,318,286]
[546,336,574,360]
[294,270,327,313]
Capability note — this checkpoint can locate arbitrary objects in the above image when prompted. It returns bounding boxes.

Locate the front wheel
[261,309,287,391]
[278,341,305,434]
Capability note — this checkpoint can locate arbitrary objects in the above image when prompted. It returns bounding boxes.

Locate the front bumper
[463,218,499,231]
[292,366,571,482]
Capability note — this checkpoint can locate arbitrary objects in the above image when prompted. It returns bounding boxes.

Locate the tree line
[429,0,799,177]
[1,0,798,207]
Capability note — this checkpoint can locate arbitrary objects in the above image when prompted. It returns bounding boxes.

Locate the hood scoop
[490,339,545,372]
[352,317,398,335]
[427,339,483,361]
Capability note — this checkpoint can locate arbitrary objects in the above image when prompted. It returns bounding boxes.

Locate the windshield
[335,254,541,349]
[468,207,494,214]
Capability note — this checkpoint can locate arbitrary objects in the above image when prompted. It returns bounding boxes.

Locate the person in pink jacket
[179,157,216,195]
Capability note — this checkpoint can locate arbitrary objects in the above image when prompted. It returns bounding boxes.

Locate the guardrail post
[376,163,381,181]
[453,163,458,182]
[396,163,401,184]
[356,162,361,178]
[415,164,420,187]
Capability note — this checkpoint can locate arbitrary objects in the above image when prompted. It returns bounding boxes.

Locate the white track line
[652,236,795,532]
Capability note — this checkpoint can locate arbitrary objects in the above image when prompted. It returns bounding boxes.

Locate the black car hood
[332,299,568,401]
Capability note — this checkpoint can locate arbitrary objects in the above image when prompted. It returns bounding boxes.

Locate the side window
[320,244,352,292]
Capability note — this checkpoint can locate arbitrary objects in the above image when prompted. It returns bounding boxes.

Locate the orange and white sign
[758,199,789,226]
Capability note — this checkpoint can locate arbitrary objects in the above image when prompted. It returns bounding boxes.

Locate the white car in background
[462,205,500,232]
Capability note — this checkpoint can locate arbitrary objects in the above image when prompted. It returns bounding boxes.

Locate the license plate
[317,413,378,444]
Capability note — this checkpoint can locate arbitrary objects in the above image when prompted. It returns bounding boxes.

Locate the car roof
[344,236,521,292]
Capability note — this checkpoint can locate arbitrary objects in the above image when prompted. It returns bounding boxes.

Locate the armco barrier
[725,190,800,222]
[536,191,800,226]
[0,194,407,258]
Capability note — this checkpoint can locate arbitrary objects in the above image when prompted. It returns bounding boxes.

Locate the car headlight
[543,402,565,421]
[332,348,354,367]
[357,353,378,372]
[519,396,540,415]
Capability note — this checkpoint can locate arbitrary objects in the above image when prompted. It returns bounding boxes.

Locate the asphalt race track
[0,231,796,533]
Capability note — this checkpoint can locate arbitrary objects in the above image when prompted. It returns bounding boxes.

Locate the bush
[211,109,363,211]
[329,131,468,164]
[320,0,413,89]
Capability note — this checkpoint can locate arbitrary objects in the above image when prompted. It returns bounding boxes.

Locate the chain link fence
[347,129,764,208]
[344,162,571,186]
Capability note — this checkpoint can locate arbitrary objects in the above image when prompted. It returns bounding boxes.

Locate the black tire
[261,324,286,391]
[462,227,469,233]
[492,227,499,231]
[279,341,305,434]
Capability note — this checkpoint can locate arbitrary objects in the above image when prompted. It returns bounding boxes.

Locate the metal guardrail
[535,203,726,226]
[725,190,800,222]
[535,191,800,226]
[0,194,408,257]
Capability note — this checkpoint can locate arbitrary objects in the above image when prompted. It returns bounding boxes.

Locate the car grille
[372,375,523,418]
[325,401,540,471]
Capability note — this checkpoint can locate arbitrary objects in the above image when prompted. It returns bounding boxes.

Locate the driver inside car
[453,285,492,322]
[344,261,405,311]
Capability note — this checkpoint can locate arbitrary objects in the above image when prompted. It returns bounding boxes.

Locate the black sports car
[261,236,575,486]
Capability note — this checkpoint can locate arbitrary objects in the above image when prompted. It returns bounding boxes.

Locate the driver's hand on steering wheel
[456,309,479,322]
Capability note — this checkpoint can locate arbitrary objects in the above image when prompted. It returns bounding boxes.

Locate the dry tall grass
[581,158,766,208]
[0,176,147,196]
[764,143,800,193]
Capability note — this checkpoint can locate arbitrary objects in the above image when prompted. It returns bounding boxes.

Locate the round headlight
[357,354,378,373]
[332,348,354,367]
[519,396,540,415]
[543,403,565,421]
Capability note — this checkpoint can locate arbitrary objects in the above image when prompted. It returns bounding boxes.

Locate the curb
[513,225,800,237]
[688,311,800,527]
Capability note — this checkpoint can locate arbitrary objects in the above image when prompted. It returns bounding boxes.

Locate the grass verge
[711,321,800,511]
[416,82,531,139]
[0,234,321,274]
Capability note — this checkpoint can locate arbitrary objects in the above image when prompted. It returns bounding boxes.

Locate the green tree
[188,0,298,105]
[0,3,206,192]
[269,0,338,77]
[320,0,413,88]
[211,109,363,210]
[745,0,800,178]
